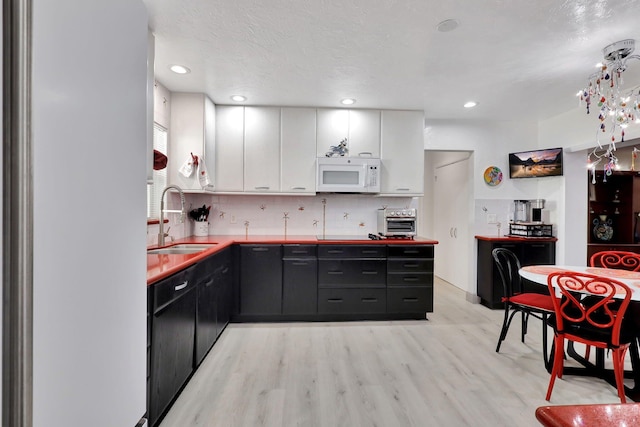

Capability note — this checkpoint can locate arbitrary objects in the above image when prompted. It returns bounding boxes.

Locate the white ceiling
[144,0,640,122]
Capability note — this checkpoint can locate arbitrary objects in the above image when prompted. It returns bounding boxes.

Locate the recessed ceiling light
[341,98,356,105]
[231,95,247,102]
[436,19,460,33]
[463,101,477,108]
[169,64,191,74]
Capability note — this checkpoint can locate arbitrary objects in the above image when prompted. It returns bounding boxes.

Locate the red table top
[535,403,640,426]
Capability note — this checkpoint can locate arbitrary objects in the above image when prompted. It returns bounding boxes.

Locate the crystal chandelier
[580,39,640,183]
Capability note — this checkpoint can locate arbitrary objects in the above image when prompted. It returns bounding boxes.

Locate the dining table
[519,264,640,402]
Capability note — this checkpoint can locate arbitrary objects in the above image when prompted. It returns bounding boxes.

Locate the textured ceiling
[144,0,640,122]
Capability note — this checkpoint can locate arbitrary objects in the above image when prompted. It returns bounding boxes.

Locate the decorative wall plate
[483,166,503,186]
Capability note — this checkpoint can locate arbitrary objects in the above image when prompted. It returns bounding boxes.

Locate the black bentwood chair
[492,248,555,369]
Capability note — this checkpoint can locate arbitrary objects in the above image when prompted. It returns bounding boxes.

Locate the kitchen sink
[168,244,217,249]
[147,243,217,255]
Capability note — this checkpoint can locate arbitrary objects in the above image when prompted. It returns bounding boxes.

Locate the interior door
[434,156,470,292]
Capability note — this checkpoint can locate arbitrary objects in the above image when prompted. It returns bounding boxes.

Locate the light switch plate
[487,213,497,224]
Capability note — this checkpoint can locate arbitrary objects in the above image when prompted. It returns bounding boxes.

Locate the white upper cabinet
[316,109,380,158]
[244,107,281,192]
[347,109,380,158]
[168,93,215,191]
[380,110,424,196]
[153,80,171,130]
[215,106,244,192]
[281,108,317,194]
[316,109,348,157]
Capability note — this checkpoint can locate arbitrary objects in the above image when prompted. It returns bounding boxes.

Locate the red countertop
[475,235,558,242]
[147,234,438,285]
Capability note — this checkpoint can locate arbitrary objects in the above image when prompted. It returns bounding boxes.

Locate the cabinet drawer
[387,259,433,273]
[318,259,386,287]
[387,272,433,286]
[387,287,433,313]
[153,265,196,312]
[522,242,555,265]
[283,244,317,258]
[318,288,386,314]
[318,245,386,258]
[387,245,433,258]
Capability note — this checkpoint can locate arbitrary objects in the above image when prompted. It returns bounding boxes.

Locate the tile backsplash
[147,193,416,245]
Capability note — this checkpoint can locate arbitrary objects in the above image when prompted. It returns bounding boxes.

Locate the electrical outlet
[487,213,497,224]
[230,215,237,224]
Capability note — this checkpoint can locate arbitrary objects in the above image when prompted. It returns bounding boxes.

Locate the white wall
[33,1,148,426]
[423,119,548,293]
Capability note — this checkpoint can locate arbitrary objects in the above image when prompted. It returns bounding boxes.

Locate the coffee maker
[513,199,545,223]
[530,199,545,223]
[510,199,552,237]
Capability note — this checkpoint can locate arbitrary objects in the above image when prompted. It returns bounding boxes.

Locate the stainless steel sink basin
[147,243,217,255]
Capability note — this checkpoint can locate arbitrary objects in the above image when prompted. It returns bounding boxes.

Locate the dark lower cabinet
[283,245,317,315]
[216,248,233,333]
[196,247,233,365]
[387,287,433,312]
[317,245,387,315]
[149,265,197,426]
[386,245,434,317]
[318,288,386,313]
[239,245,283,315]
[476,238,556,309]
[195,260,218,366]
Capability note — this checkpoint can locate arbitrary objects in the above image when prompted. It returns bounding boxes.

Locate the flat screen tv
[508,147,563,178]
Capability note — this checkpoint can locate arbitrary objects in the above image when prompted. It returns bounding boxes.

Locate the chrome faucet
[158,185,186,246]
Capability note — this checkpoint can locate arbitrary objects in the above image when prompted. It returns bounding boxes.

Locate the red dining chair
[545,271,634,403]
[590,250,640,271]
[586,250,640,360]
[492,248,555,370]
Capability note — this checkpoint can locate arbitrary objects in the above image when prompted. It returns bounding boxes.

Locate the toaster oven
[377,208,417,237]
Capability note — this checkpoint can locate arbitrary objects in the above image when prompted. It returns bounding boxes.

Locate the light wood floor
[159,278,633,427]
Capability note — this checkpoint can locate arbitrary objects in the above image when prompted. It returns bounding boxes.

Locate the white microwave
[316,157,381,193]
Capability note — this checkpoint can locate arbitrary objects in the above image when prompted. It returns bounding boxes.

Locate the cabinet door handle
[327,298,343,303]
[174,281,188,291]
[252,247,269,252]
[449,228,454,237]
[362,298,378,303]
[328,271,344,275]
[530,244,545,248]
[403,297,419,303]
[361,250,379,255]
[395,188,410,191]
[358,152,373,157]
[403,250,420,255]
[403,263,420,268]
[291,261,309,266]
[291,250,307,254]
[327,250,344,254]
[254,186,270,190]
[453,228,457,238]
[362,271,378,275]
[290,186,306,190]
[204,278,215,288]
[403,277,420,282]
